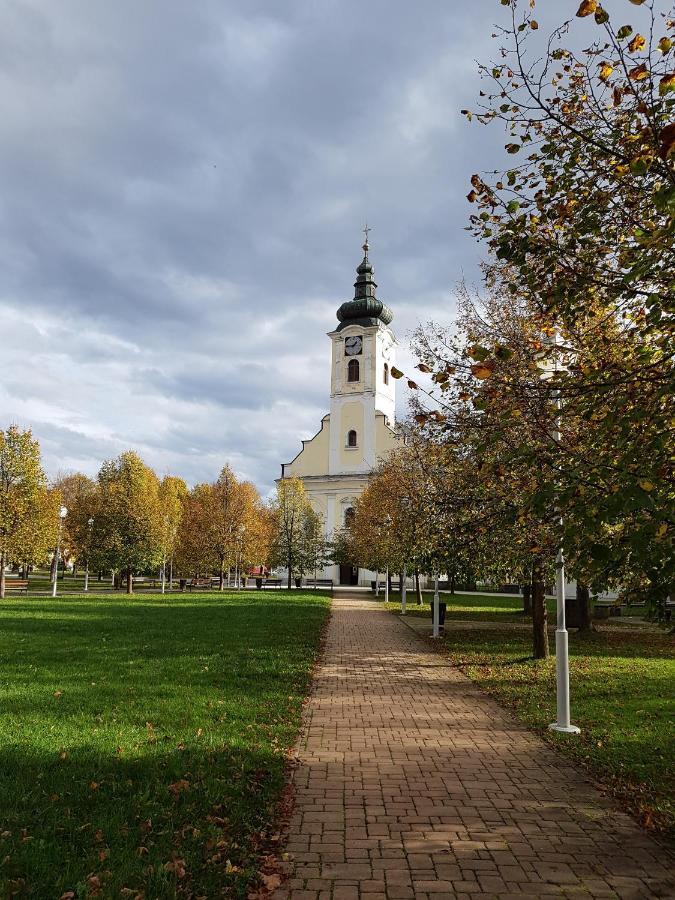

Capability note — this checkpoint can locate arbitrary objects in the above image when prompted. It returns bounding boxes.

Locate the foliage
[0,425,54,598]
[52,472,98,570]
[456,0,675,602]
[92,451,164,593]
[0,591,329,897]
[269,477,319,588]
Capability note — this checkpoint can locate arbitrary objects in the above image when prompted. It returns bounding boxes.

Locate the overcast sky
[0,0,542,495]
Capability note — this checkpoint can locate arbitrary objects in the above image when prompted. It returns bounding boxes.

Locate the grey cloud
[0,0,517,493]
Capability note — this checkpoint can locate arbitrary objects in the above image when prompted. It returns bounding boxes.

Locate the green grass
[384,591,555,622]
[0,590,330,898]
[397,609,675,845]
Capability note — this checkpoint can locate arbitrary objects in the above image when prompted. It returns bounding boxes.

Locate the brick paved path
[275,599,673,900]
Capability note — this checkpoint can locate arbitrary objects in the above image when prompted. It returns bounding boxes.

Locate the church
[280,234,400,586]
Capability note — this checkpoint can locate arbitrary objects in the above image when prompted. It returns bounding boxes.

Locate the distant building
[280,235,399,585]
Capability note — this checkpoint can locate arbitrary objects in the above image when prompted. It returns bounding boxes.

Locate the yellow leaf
[576,0,597,16]
[659,72,675,96]
[470,363,495,380]
[628,33,646,52]
[658,37,672,54]
[639,480,654,491]
[530,20,539,29]
[628,63,648,80]
[598,62,614,81]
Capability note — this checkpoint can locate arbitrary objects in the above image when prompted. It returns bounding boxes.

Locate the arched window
[347,358,360,382]
[344,507,355,528]
[347,429,357,448]
[383,363,389,384]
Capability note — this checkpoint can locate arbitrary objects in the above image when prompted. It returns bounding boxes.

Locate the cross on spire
[362,222,371,254]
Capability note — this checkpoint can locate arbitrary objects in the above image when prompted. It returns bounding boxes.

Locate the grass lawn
[0,590,330,898]
[388,597,675,846]
[384,591,555,622]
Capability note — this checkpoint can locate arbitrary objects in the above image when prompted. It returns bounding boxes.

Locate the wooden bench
[373,580,401,593]
[305,578,333,588]
[593,598,621,619]
[264,578,282,589]
[187,578,212,592]
[4,579,28,594]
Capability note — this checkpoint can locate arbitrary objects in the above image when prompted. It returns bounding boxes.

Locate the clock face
[345,336,362,356]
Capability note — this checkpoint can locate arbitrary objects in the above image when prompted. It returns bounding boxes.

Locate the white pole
[84,559,89,593]
[375,571,379,598]
[549,388,580,734]
[161,558,166,594]
[432,572,440,638]
[52,520,62,598]
[385,567,389,604]
[401,564,407,615]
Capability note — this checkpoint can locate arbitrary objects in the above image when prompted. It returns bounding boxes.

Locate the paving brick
[272,599,675,898]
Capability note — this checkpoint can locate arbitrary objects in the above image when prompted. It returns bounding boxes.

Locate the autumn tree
[270,477,317,589]
[93,451,163,594]
[0,426,53,599]
[461,0,675,607]
[158,475,188,588]
[52,472,97,577]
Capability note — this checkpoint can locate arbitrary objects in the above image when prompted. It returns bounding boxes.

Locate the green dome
[336,242,393,331]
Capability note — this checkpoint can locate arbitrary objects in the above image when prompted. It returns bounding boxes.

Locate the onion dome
[336,236,393,331]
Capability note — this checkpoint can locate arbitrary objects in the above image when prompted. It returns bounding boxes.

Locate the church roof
[335,238,393,332]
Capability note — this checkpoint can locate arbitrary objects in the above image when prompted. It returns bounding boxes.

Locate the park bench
[305,578,333,588]
[264,578,282,589]
[593,598,622,619]
[186,578,212,592]
[373,580,401,593]
[3,579,28,594]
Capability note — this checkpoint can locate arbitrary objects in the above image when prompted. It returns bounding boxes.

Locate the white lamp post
[52,506,68,598]
[84,516,94,592]
[237,524,246,590]
[432,572,440,638]
[540,330,580,735]
[383,515,392,603]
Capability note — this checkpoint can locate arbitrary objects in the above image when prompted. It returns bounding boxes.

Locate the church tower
[328,233,397,475]
[280,232,400,585]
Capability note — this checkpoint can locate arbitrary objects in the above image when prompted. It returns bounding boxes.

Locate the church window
[347,358,360,382]
[384,363,389,384]
[347,429,357,448]
[344,507,355,527]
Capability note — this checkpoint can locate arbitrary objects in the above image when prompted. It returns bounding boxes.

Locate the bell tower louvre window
[347,358,360,382]
[347,429,357,448]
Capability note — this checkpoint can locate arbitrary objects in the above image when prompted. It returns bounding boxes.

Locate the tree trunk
[415,569,423,605]
[0,551,6,599]
[126,568,133,595]
[287,553,292,590]
[50,552,57,583]
[219,559,225,591]
[532,561,549,659]
[450,573,456,595]
[522,580,532,616]
[576,582,593,632]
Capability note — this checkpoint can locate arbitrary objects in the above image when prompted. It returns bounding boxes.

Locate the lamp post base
[549,722,580,734]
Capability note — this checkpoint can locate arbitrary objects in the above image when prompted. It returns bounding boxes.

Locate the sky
[0,0,535,495]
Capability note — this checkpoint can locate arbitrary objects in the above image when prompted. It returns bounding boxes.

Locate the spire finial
[362,222,371,254]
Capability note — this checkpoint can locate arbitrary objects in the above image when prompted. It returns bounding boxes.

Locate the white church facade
[280,236,400,586]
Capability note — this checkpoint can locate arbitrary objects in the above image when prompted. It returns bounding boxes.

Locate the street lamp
[400,497,410,615]
[383,515,392,603]
[237,524,246,591]
[539,330,580,735]
[52,506,68,598]
[84,516,94,592]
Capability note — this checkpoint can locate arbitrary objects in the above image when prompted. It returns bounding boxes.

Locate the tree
[270,477,316,589]
[460,0,675,607]
[158,475,188,588]
[93,451,163,594]
[52,472,97,576]
[0,426,51,599]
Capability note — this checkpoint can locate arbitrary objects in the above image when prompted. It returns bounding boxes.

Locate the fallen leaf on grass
[168,779,190,797]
